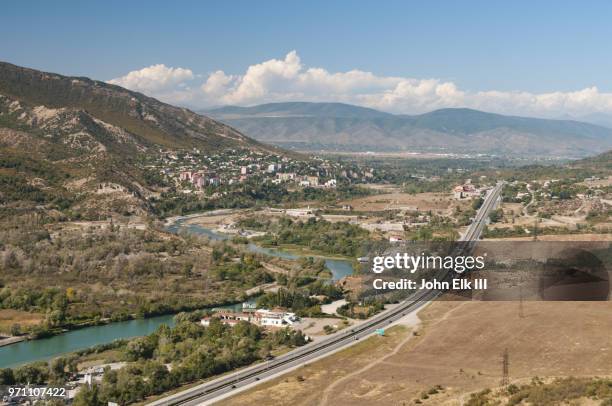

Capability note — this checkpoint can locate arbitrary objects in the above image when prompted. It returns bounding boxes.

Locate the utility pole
[501,348,509,386]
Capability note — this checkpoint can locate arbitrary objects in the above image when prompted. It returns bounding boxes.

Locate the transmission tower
[501,348,509,386]
[519,274,525,318]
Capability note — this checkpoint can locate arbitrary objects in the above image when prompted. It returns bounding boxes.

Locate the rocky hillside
[206,102,612,158]
[0,61,274,151]
[0,61,274,219]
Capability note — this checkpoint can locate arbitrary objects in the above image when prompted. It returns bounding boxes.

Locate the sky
[2,1,612,117]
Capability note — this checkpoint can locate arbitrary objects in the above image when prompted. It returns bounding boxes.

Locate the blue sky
[2,1,612,115]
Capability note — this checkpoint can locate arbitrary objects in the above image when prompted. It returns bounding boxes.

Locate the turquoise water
[0,299,253,369]
[0,315,175,369]
[0,216,354,368]
[175,220,355,281]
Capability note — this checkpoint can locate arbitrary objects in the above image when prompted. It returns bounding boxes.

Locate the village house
[277,172,296,181]
[306,175,319,186]
[453,183,481,199]
[179,171,193,181]
[324,179,337,188]
[200,311,253,327]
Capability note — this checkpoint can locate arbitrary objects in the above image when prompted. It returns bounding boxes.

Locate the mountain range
[205,102,612,157]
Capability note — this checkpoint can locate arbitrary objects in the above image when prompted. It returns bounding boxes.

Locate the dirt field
[222,300,612,406]
[338,192,455,213]
[360,184,403,193]
[485,233,612,241]
[184,212,243,227]
[0,309,44,334]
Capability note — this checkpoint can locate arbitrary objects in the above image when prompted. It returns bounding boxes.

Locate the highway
[149,182,504,406]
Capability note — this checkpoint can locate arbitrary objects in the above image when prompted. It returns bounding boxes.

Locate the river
[0,216,355,368]
[166,218,355,281]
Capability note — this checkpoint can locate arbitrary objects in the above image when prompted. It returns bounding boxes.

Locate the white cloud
[201,70,234,96]
[108,64,194,93]
[108,52,612,117]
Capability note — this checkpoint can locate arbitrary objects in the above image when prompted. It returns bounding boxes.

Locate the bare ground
[221,300,612,406]
[338,192,454,213]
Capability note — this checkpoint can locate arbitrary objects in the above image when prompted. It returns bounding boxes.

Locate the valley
[0,61,610,406]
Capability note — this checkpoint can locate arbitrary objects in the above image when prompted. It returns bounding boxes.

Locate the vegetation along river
[0,215,354,368]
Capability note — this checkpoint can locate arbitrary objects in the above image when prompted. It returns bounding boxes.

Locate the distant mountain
[574,112,612,129]
[0,61,274,218]
[211,102,392,120]
[205,102,612,158]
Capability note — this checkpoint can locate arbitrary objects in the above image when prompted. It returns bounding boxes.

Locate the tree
[73,384,105,406]
[49,357,67,384]
[124,336,156,361]
[66,287,77,301]
[143,361,173,395]
[10,323,21,336]
[0,368,15,385]
[489,209,503,223]
[14,364,47,384]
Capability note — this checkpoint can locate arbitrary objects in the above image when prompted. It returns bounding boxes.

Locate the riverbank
[164,208,243,227]
[0,212,355,368]
[254,242,354,262]
[0,295,248,348]
[0,335,26,347]
[0,296,257,369]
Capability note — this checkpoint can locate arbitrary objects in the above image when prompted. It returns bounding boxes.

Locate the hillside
[0,61,276,151]
[572,148,612,170]
[205,102,612,157]
[0,61,273,218]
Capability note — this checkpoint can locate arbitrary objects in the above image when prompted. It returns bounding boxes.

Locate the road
[149,182,504,406]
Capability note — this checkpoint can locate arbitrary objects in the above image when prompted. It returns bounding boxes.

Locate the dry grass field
[484,233,612,241]
[222,300,612,406]
[0,309,44,334]
[338,192,456,213]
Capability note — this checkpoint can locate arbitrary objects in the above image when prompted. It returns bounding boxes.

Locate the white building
[285,208,314,217]
[201,309,297,328]
[324,179,337,188]
[254,309,297,326]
